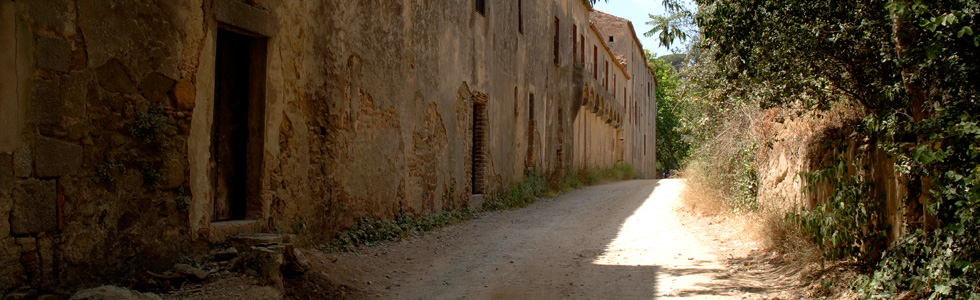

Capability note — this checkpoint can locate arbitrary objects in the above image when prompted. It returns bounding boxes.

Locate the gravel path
[314,179,777,299]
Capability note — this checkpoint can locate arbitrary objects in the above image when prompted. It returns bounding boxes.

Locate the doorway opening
[212,27,267,221]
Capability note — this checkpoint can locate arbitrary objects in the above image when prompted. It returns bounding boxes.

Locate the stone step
[229,233,290,249]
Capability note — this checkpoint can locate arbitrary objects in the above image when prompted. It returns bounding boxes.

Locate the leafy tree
[692,0,980,298]
[657,53,688,73]
[647,51,689,173]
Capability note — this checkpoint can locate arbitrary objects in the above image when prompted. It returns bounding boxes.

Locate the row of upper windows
[475,1,649,109]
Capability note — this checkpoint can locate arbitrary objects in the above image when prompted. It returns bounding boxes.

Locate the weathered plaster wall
[1,0,656,294]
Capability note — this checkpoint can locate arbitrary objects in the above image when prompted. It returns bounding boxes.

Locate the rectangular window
[476,0,485,15]
[613,74,616,97]
[518,0,523,33]
[553,17,560,65]
[472,101,487,194]
[580,35,585,64]
[604,60,609,88]
[609,36,614,42]
[593,46,598,79]
[572,24,577,63]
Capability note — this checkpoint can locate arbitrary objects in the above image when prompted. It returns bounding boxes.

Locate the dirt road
[312,179,793,299]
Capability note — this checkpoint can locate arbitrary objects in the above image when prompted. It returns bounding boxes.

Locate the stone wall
[0,0,657,293]
[755,109,906,243]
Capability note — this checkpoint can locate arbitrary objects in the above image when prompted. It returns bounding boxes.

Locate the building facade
[0,0,655,291]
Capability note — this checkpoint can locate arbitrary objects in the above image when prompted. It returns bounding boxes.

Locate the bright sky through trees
[592,0,673,56]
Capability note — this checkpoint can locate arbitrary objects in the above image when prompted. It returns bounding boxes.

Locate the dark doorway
[472,101,487,194]
[212,27,266,221]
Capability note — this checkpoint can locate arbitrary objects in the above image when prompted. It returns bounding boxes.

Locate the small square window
[476,0,485,15]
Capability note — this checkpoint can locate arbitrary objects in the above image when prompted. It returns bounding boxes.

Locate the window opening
[553,17,560,65]
[604,60,609,89]
[593,46,598,79]
[572,24,577,62]
[476,0,485,15]
[472,101,487,194]
[518,0,523,33]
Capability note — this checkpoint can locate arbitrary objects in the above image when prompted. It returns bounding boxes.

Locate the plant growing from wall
[789,149,887,265]
[91,161,125,185]
[129,106,170,145]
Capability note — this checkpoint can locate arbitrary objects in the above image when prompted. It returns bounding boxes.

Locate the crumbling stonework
[0,0,657,294]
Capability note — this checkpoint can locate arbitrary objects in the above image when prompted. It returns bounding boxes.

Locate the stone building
[0,0,655,292]
[590,10,658,178]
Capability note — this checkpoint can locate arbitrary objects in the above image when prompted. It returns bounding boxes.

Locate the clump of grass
[679,161,730,216]
[482,169,547,210]
[546,164,639,197]
[328,209,476,252]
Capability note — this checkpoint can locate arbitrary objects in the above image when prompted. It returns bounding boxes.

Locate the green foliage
[693,0,980,297]
[129,106,170,144]
[546,164,638,197]
[90,162,125,184]
[861,108,980,299]
[176,196,190,211]
[657,53,689,73]
[648,53,691,172]
[685,136,759,212]
[141,168,163,190]
[645,0,697,49]
[482,169,547,211]
[790,150,887,264]
[696,0,897,110]
[328,209,477,252]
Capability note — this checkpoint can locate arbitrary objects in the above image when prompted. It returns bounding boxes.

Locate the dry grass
[678,164,730,216]
[748,207,820,261]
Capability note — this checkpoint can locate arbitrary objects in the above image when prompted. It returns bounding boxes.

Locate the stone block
[16,237,36,252]
[139,72,176,106]
[27,0,70,33]
[0,238,25,291]
[69,285,162,300]
[33,80,64,127]
[171,78,195,110]
[34,136,82,178]
[215,0,275,37]
[12,142,32,177]
[36,36,70,73]
[2,152,11,180]
[160,156,185,189]
[96,59,136,94]
[11,179,58,235]
[1,159,11,235]
[37,236,55,288]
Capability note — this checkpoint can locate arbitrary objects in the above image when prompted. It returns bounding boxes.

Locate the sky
[592,0,674,58]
